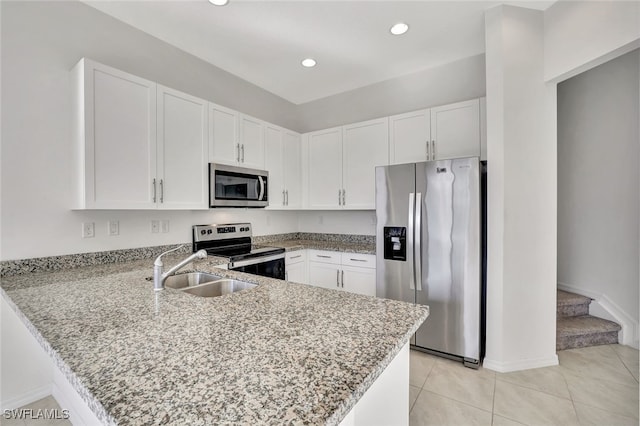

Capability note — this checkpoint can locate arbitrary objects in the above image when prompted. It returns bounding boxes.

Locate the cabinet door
[308,262,341,291]
[307,128,343,209]
[157,85,208,209]
[239,115,265,169]
[285,261,307,284]
[430,99,480,160]
[342,118,389,209]
[389,109,430,165]
[342,266,376,297]
[76,59,157,209]
[209,103,239,165]
[264,125,285,208]
[480,97,487,161]
[283,131,302,208]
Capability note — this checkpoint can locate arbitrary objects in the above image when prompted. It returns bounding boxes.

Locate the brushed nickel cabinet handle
[152,178,157,203]
[336,270,340,287]
[350,258,367,262]
[342,189,346,206]
[426,140,430,160]
[241,144,245,162]
[159,179,164,203]
[317,254,331,259]
[341,270,344,288]
[285,190,289,206]
[236,143,240,162]
[290,254,302,259]
[431,140,436,160]
[282,190,286,206]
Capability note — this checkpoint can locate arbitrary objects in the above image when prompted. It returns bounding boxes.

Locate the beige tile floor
[5,344,638,425]
[410,344,639,426]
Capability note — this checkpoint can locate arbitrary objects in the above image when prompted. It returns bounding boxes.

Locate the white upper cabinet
[74,58,158,209]
[389,99,481,164]
[306,119,389,210]
[430,99,480,160]
[208,103,238,166]
[239,115,265,170]
[157,85,208,209]
[307,127,343,209]
[342,118,389,209]
[264,124,285,207]
[389,109,430,165]
[283,130,302,208]
[73,58,209,210]
[480,97,487,161]
[265,125,302,209]
[209,104,265,170]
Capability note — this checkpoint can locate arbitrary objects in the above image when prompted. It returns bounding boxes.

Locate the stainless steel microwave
[209,163,269,208]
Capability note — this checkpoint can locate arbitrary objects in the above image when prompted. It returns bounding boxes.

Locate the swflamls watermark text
[3,408,70,420]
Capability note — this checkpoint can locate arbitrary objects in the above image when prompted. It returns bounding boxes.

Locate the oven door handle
[228,252,284,269]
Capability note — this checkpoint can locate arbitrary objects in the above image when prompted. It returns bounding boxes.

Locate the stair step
[557,290,592,317]
[557,315,621,351]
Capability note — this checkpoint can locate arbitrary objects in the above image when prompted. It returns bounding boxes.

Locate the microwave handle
[258,176,265,201]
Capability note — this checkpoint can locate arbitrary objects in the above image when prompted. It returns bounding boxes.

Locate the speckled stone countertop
[265,240,375,255]
[1,255,427,425]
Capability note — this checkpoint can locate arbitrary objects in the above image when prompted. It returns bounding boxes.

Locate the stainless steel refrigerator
[376,157,484,368]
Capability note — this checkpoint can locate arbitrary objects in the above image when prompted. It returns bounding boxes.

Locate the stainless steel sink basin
[182,279,257,297]
[164,272,221,290]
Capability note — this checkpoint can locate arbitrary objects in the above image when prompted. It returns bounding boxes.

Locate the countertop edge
[1,288,117,426]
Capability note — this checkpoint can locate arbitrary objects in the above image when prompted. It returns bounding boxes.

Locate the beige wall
[557,49,639,341]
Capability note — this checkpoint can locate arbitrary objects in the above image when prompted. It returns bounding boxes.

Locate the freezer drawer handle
[414,192,422,291]
[408,193,416,290]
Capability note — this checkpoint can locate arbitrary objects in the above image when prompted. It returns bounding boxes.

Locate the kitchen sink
[182,279,257,297]
[164,272,221,290]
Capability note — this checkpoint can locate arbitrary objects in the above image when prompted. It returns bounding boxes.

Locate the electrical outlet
[151,220,160,233]
[319,215,324,225]
[108,220,119,236]
[161,220,170,233]
[82,222,95,238]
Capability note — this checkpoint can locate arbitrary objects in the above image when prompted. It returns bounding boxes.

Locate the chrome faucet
[153,245,208,291]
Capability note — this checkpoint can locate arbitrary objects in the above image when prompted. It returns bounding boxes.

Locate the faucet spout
[153,246,208,291]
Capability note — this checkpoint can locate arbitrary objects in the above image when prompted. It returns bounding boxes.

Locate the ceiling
[85,0,555,105]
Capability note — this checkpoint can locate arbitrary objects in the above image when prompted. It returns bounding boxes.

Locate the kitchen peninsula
[1,252,427,425]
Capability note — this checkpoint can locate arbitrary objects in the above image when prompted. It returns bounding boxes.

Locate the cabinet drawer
[341,253,376,269]
[285,250,307,265]
[307,250,341,265]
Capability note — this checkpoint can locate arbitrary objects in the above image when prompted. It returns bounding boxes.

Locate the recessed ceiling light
[208,0,229,6]
[301,58,317,68]
[390,22,409,36]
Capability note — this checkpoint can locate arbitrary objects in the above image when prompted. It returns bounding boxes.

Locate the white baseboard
[52,369,104,426]
[0,384,52,411]
[483,354,559,373]
[558,282,639,348]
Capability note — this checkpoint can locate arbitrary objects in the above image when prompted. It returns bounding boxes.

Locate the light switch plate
[151,220,160,233]
[161,220,170,233]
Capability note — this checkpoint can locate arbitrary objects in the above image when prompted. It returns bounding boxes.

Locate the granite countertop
[263,240,375,255]
[1,254,427,425]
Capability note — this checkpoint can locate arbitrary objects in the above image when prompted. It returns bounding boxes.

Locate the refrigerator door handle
[414,192,423,291]
[408,192,416,290]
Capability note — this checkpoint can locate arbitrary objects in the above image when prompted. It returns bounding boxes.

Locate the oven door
[228,253,285,280]
[210,163,268,207]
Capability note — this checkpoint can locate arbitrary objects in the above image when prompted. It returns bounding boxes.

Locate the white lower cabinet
[285,251,307,284]
[307,250,376,297]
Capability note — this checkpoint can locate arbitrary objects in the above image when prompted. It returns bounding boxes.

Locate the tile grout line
[490,371,497,426]
[610,345,640,384]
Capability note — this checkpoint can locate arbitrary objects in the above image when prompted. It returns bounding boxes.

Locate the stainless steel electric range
[192,223,285,280]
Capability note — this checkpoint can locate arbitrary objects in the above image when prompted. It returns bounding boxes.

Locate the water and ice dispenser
[383,227,406,261]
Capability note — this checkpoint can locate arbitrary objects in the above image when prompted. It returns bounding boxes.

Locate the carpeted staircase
[557,290,621,350]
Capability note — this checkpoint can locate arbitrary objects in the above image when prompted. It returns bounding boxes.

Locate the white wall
[484,5,558,372]
[544,0,640,82]
[297,211,377,236]
[557,50,639,336]
[0,1,301,260]
[296,54,486,133]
